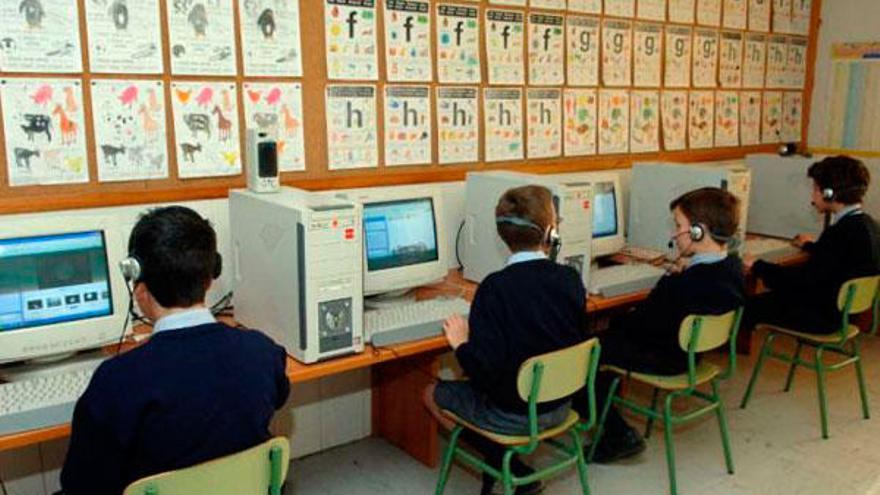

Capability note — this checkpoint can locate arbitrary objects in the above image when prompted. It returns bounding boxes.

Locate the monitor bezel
[362,196,440,273]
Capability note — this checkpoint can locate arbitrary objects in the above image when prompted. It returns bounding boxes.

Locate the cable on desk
[455,220,466,272]
[210,291,234,316]
[0,476,8,495]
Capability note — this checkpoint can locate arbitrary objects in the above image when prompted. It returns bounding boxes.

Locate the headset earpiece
[822,187,835,201]
[689,224,705,242]
[119,256,142,282]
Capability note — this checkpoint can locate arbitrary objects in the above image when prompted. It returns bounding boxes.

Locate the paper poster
[166,0,236,75]
[791,0,811,35]
[91,80,169,182]
[748,0,771,32]
[634,23,662,87]
[85,0,163,74]
[719,32,743,88]
[242,82,306,172]
[483,88,523,162]
[602,20,633,86]
[563,88,598,156]
[761,90,782,143]
[766,35,788,88]
[630,90,660,153]
[693,29,719,88]
[384,0,432,82]
[0,79,88,185]
[528,14,565,85]
[531,0,565,9]
[668,0,695,24]
[568,0,602,13]
[743,34,767,88]
[598,89,630,154]
[325,85,378,169]
[688,90,714,148]
[696,0,721,26]
[740,90,762,145]
[437,87,479,164]
[661,90,688,150]
[786,37,808,89]
[566,16,601,86]
[0,0,82,73]
[490,0,525,5]
[715,91,739,146]
[772,0,791,34]
[486,10,525,85]
[637,0,666,20]
[325,0,379,80]
[722,0,747,29]
[171,82,241,178]
[782,91,803,142]
[604,0,635,17]
[665,26,692,87]
[526,88,562,159]
[436,4,481,84]
[383,86,431,166]
[238,0,303,77]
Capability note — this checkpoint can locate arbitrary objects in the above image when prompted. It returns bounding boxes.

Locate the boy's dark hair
[128,206,218,308]
[495,185,555,251]
[807,155,870,204]
[669,187,740,244]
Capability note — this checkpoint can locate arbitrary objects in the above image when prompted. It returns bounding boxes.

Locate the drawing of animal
[180,143,202,163]
[280,105,299,137]
[30,85,52,105]
[128,146,145,167]
[183,113,211,139]
[212,105,232,141]
[0,38,15,49]
[20,114,51,142]
[19,0,45,28]
[221,89,232,112]
[188,3,208,37]
[195,87,213,107]
[100,144,126,167]
[257,9,275,39]
[52,104,78,145]
[108,0,129,29]
[65,85,80,112]
[252,112,278,129]
[64,156,84,173]
[46,42,75,57]
[220,151,238,166]
[138,104,159,142]
[147,88,162,112]
[175,87,192,103]
[148,153,165,170]
[13,148,39,170]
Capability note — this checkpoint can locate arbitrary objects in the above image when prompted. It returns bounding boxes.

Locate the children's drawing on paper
[384,0,432,82]
[436,4,481,84]
[325,85,378,169]
[528,14,564,85]
[715,90,739,146]
[526,88,561,159]
[566,16,600,87]
[437,87,478,164]
[239,0,302,76]
[688,90,714,148]
[661,90,688,150]
[325,0,378,80]
[171,81,241,177]
[485,10,525,85]
[740,90,761,145]
[664,26,692,87]
[0,0,83,72]
[602,20,633,86]
[166,0,237,75]
[85,0,163,73]
[483,88,523,162]
[598,89,630,154]
[630,90,659,152]
[243,82,306,172]
[384,85,431,166]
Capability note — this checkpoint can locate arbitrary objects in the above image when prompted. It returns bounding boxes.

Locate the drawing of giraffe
[63,86,78,113]
[52,104,77,145]
[280,104,299,138]
[212,105,232,142]
[138,104,159,142]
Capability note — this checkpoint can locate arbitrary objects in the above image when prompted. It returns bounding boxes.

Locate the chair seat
[440,409,580,446]
[758,323,859,344]
[602,363,721,390]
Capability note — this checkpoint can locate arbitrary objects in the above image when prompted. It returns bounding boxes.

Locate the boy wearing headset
[744,155,880,334]
[577,187,745,463]
[423,185,588,495]
[60,206,289,495]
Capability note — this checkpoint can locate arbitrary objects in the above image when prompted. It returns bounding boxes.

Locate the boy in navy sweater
[423,185,589,495]
[60,206,289,495]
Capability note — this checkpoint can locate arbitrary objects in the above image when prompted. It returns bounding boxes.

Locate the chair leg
[815,347,830,439]
[645,387,660,439]
[663,394,678,495]
[570,429,591,495]
[588,377,621,463]
[435,426,463,495]
[501,450,515,495]
[784,340,803,392]
[852,339,871,420]
[740,333,776,409]
[711,381,735,475]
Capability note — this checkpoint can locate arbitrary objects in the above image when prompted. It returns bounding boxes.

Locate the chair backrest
[516,338,599,404]
[837,276,880,315]
[123,437,290,495]
[678,310,740,353]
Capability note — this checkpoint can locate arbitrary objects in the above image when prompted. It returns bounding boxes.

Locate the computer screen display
[592,182,619,238]
[363,198,439,272]
[0,231,113,332]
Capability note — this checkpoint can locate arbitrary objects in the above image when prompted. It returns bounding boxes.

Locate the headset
[496,215,562,261]
[819,184,868,202]
[119,252,223,283]
[668,222,732,249]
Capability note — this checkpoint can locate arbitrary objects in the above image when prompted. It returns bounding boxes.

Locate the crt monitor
[549,171,626,257]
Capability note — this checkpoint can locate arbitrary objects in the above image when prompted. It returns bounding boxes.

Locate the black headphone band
[120,252,223,282]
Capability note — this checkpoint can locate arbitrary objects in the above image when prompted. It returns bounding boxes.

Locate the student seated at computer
[744,155,880,334]
[423,185,589,495]
[59,206,290,495]
[575,188,745,462]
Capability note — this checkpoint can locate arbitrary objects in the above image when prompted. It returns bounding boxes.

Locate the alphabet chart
[531,0,566,9]
[688,90,714,148]
[602,20,633,86]
[238,0,303,77]
[696,0,721,26]
[664,26,692,88]
[242,82,306,172]
[791,0,812,35]
[661,90,688,150]
[568,0,602,13]
[566,16,601,87]
[637,0,666,21]
[384,0,432,82]
[436,4,481,84]
[384,85,432,166]
[483,88,523,162]
[715,90,739,146]
[437,87,479,164]
[325,85,378,169]
[171,82,241,178]
[85,0,163,74]
[598,89,630,154]
[528,14,565,86]
[766,35,788,88]
[761,90,782,143]
[740,90,762,145]
[786,37,808,88]
[743,34,767,88]
[490,0,526,6]
[604,0,636,18]
[722,0,747,29]
[748,0,771,32]
[772,0,791,34]
[526,88,562,159]
[719,31,743,88]
[166,0,237,75]
[668,0,695,24]
[0,0,82,73]
[630,90,659,152]
[325,0,379,81]
[563,88,598,156]
[782,90,803,142]
[486,10,525,85]
[633,23,663,87]
[692,29,719,88]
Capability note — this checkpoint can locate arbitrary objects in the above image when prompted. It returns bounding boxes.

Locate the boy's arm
[60,387,125,495]
[454,288,507,390]
[273,344,291,409]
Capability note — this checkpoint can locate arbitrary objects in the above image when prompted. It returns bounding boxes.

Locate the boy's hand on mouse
[742,254,756,271]
[443,314,469,350]
[792,234,813,248]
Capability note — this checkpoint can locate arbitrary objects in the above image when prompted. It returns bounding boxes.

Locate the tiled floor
[288,331,880,495]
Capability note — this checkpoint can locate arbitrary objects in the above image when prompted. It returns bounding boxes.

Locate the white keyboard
[619,245,667,262]
[0,368,95,435]
[743,238,800,261]
[365,297,471,347]
[589,264,667,297]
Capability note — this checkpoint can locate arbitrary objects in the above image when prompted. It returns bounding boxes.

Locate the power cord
[1,475,8,495]
[210,291,234,316]
[455,220,466,272]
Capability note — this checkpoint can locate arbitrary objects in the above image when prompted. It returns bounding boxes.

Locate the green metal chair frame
[434,338,601,495]
[589,308,744,495]
[740,275,880,439]
[123,436,290,495]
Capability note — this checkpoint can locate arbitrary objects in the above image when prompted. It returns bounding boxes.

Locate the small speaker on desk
[246,129,280,194]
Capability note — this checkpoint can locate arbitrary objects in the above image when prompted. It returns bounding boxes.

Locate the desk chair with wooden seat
[123,437,290,495]
[435,338,601,495]
[740,275,880,439]
[589,308,743,495]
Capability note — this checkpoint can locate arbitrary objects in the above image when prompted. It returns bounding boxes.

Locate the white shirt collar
[507,250,547,266]
[688,251,728,269]
[831,204,863,226]
[153,308,216,333]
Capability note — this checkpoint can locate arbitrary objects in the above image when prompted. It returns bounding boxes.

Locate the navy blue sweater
[60,323,289,495]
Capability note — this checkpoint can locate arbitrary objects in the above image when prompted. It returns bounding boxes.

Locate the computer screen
[0,231,113,333]
[592,182,619,239]
[363,198,439,272]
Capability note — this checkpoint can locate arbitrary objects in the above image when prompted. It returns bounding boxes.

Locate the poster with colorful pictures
[637,0,666,20]
[0,79,87,185]
[743,34,767,88]
[696,0,721,26]
[563,88,598,156]
[766,35,788,88]
[91,80,169,182]
[692,29,719,88]
[634,23,662,87]
[437,87,479,164]
[598,89,630,154]
[242,82,306,172]
[383,86,431,166]
[719,32,743,88]
[238,0,303,77]
[740,90,762,145]
[325,0,379,80]
[722,0,747,29]
[325,85,378,169]
[661,90,688,150]
[772,0,791,33]
[436,4,481,84]
[85,0,163,74]
[688,90,714,148]
[0,0,82,73]
[668,0,695,24]
[528,14,565,85]
[665,26,692,88]
[531,0,565,9]
[715,91,739,146]
[604,0,635,17]
[483,88,523,162]
[761,90,782,143]
[566,16,601,87]
[526,88,561,159]
[791,0,811,35]
[490,0,525,5]
[568,0,602,13]
[630,90,660,152]
[486,10,525,85]
[171,82,241,178]
[166,0,237,75]
[782,90,803,142]
[602,20,633,86]
[786,37,808,89]
[384,0,432,82]
[749,0,771,32]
